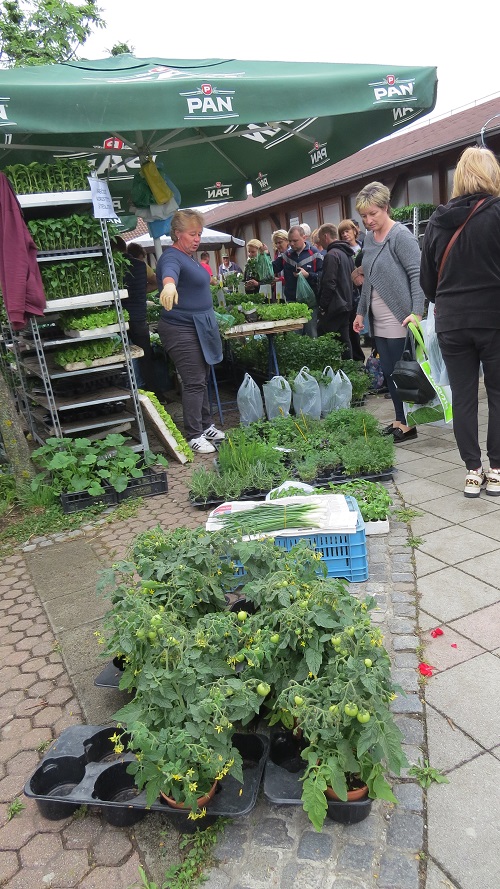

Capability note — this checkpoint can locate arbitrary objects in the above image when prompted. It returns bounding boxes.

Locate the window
[301,209,318,232]
[407,174,433,205]
[321,200,341,225]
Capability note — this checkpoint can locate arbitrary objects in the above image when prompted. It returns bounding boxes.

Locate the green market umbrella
[0,54,437,212]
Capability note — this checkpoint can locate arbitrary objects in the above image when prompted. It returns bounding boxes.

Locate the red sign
[201,83,212,95]
[386,75,395,85]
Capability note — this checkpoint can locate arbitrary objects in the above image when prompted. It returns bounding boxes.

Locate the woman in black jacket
[420,146,500,498]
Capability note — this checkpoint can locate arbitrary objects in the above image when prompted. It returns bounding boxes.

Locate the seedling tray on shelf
[25,725,269,826]
[263,730,372,825]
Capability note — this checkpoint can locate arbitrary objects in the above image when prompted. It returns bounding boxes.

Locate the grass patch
[0,498,142,559]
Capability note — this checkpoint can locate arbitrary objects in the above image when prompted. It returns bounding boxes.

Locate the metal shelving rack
[9,190,149,450]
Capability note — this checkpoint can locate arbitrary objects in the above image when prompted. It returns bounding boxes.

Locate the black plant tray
[94,658,126,689]
[189,489,268,510]
[263,730,372,825]
[312,468,395,485]
[25,726,269,826]
[60,487,117,514]
[116,467,168,502]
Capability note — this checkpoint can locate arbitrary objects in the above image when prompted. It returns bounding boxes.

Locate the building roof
[203,95,500,227]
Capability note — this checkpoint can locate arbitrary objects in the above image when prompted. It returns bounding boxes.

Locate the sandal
[464,469,485,498]
[485,468,500,496]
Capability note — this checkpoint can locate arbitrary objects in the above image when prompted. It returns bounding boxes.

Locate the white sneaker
[189,435,216,454]
[464,468,485,498]
[485,468,500,496]
[203,424,225,442]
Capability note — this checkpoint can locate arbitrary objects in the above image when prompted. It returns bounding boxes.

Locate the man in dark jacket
[272,225,322,302]
[316,223,355,358]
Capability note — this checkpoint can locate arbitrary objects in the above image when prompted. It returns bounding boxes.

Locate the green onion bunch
[218,502,326,536]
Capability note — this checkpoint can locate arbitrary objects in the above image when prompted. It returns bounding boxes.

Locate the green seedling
[406,536,424,548]
[408,758,449,788]
[392,507,424,522]
[7,798,26,820]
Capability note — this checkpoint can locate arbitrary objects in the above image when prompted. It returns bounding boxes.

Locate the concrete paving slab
[418,566,499,622]
[449,601,500,650]
[491,746,500,761]
[396,437,461,457]
[409,513,451,538]
[45,583,108,633]
[427,753,500,889]
[426,653,500,747]
[418,525,500,567]
[431,447,467,466]
[418,610,441,632]
[72,666,129,726]
[395,478,459,506]
[459,546,500,587]
[461,510,500,541]
[425,704,482,772]
[421,625,484,671]
[425,859,460,889]
[396,455,455,479]
[414,551,446,577]
[422,492,500,522]
[24,540,104,602]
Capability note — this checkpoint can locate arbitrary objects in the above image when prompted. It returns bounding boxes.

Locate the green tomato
[256,682,270,697]
[270,634,280,644]
[329,704,339,714]
[226,688,235,697]
[344,702,358,718]
[357,710,371,724]
[237,611,248,622]
[234,652,245,663]
[364,658,373,668]
[346,626,355,637]
[294,695,304,707]
[331,636,341,647]
[135,629,146,639]
[147,631,157,642]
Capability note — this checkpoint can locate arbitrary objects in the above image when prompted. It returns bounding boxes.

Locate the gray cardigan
[358,223,425,323]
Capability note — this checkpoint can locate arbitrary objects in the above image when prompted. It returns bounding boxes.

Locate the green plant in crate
[53,336,123,367]
[63,307,129,331]
[31,434,166,496]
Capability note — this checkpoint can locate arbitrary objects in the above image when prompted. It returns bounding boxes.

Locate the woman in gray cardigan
[353,182,425,443]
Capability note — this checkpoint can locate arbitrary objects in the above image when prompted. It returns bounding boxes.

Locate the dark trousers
[157,318,211,439]
[438,328,500,469]
[318,312,352,359]
[128,320,156,394]
[375,336,407,423]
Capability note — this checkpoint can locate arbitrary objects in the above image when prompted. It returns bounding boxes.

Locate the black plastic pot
[263,730,372,826]
[25,725,269,824]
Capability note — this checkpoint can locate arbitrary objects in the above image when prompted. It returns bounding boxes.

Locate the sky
[81,0,500,125]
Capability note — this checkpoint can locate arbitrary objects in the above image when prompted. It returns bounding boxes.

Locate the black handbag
[391,330,436,404]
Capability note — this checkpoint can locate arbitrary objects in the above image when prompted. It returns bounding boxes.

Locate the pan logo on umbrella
[370,75,417,104]
[204,181,233,202]
[180,84,238,121]
[256,172,271,193]
[309,141,330,170]
[0,97,13,128]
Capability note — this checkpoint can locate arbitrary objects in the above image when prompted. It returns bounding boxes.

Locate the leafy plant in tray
[31,433,167,497]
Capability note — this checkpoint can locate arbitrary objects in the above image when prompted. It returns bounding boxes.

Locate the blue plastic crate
[273,495,368,583]
[225,496,368,584]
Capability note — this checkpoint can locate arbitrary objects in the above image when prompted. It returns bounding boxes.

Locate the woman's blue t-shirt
[156,247,212,324]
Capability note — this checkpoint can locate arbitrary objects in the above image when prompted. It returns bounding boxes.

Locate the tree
[109,43,134,56]
[0,0,104,67]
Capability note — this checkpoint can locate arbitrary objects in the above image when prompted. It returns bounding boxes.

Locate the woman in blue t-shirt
[156,209,225,454]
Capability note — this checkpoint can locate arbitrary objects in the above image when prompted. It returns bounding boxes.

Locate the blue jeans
[374,336,407,424]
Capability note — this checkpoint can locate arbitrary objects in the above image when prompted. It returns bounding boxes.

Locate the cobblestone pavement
[0,395,430,889]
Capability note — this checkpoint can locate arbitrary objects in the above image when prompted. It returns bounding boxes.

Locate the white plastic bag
[237,373,265,426]
[292,366,322,420]
[320,365,337,416]
[334,370,352,409]
[263,375,292,419]
[422,304,449,386]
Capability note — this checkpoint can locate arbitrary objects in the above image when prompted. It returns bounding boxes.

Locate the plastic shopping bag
[422,303,449,386]
[365,349,385,391]
[403,321,453,426]
[320,365,337,416]
[296,273,317,308]
[334,370,352,409]
[237,373,265,426]
[263,375,292,419]
[292,366,322,420]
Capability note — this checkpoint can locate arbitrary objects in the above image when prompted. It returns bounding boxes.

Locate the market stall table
[224,318,308,379]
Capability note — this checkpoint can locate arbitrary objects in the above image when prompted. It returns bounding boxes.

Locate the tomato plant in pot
[274,623,408,831]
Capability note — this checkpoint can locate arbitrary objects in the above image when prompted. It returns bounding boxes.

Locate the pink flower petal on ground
[451,643,458,648]
[418,662,435,677]
[430,627,444,638]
